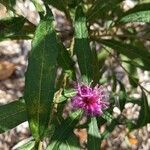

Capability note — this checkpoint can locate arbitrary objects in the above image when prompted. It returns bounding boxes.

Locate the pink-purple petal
[71,83,109,116]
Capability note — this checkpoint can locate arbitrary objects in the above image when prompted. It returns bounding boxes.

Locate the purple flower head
[71,83,109,116]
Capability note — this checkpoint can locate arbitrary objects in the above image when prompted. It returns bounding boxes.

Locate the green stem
[34,140,43,150]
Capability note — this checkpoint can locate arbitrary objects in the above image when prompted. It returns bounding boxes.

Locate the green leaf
[87,0,123,21]
[45,0,71,20]
[91,47,99,84]
[47,110,82,150]
[58,133,80,150]
[102,111,114,122]
[0,17,35,41]
[127,91,150,131]
[99,39,150,69]
[93,48,109,83]
[97,48,109,70]
[101,118,118,140]
[74,6,93,80]
[58,43,75,71]
[88,117,101,150]
[68,0,82,8]
[45,0,67,12]
[0,98,27,133]
[117,3,150,23]
[131,91,150,130]
[60,88,76,102]
[31,0,44,13]
[122,61,139,88]
[54,88,76,103]
[122,59,150,71]
[126,98,141,105]
[24,13,59,141]
[63,89,76,97]
[118,80,127,111]
[96,116,106,127]
[16,139,35,150]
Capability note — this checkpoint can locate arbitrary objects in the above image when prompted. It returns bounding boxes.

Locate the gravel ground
[0,0,150,149]
[0,40,31,150]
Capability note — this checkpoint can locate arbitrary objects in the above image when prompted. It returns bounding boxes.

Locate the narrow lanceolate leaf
[133,91,150,129]
[31,0,44,13]
[74,6,93,80]
[101,118,118,140]
[47,110,82,150]
[24,13,59,141]
[99,39,150,69]
[57,43,75,70]
[45,0,67,12]
[118,81,127,111]
[93,48,109,83]
[122,60,150,71]
[14,139,35,150]
[88,117,101,150]
[117,3,150,23]
[45,0,70,19]
[0,17,35,41]
[87,0,123,21]
[59,133,80,150]
[0,98,27,133]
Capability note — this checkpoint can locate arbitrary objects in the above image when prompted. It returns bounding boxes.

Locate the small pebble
[113,107,121,116]
[147,124,150,132]
[125,102,133,109]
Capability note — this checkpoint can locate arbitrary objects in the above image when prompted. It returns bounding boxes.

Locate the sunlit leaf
[31,0,44,13]
[24,12,59,141]
[117,3,150,23]
[102,111,114,122]
[15,139,35,150]
[88,117,101,150]
[74,6,93,80]
[54,88,76,103]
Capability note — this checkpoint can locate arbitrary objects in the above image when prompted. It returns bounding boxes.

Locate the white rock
[16,121,29,133]
[125,102,133,109]
[0,90,6,98]
[147,124,150,132]
[113,107,121,115]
